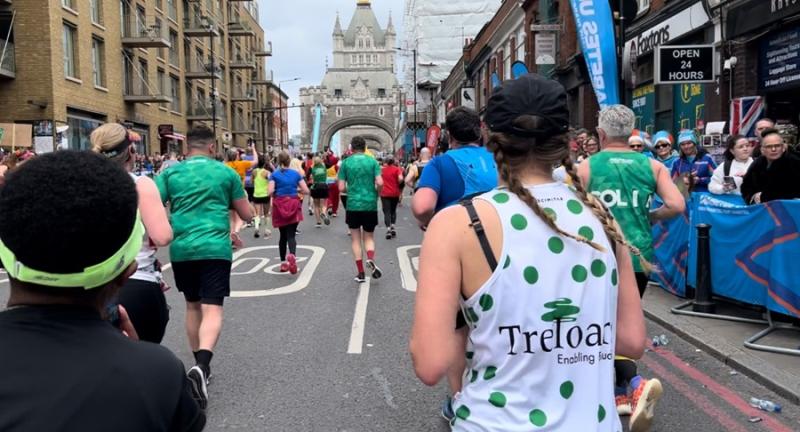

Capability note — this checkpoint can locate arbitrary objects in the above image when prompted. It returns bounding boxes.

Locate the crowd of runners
[4,72,799,431]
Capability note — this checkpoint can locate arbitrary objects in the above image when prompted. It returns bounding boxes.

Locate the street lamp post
[278,77,301,150]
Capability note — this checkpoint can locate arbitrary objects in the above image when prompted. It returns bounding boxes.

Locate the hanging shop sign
[759,26,800,91]
[624,2,709,58]
[655,45,715,84]
[535,32,557,65]
[728,0,800,39]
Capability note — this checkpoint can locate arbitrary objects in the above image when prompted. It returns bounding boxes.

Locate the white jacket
[709,158,753,195]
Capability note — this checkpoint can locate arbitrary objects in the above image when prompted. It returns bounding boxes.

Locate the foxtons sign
[624,2,710,57]
[655,45,715,84]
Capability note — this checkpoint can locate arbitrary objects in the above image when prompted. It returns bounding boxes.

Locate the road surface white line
[347,277,371,354]
[396,245,420,292]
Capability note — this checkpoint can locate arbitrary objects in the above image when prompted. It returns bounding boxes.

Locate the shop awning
[163,133,186,141]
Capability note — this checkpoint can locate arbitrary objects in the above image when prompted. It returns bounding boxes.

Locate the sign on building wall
[655,45,715,84]
[673,83,705,133]
[624,2,710,58]
[631,84,655,135]
[534,32,556,65]
[759,26,800,91]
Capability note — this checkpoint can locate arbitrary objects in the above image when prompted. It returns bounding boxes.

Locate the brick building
[0,0,285,155]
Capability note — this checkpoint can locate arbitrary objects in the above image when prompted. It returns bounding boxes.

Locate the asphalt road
[1,201,798,432]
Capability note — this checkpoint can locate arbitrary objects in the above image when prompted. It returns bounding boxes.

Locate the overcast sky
[259,0,405,137]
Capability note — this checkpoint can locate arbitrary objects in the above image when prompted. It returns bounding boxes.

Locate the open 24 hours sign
[655,45,715,85]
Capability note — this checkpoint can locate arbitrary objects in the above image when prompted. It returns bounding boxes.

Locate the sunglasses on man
[654,143,671,149]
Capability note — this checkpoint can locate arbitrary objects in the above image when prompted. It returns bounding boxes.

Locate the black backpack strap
[460,198,498,272]
[723,159,732,177]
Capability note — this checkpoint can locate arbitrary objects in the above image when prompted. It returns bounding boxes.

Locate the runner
[269,151,310,274]
[225,144,258,247]
[338,137,383,283]
[252,159,273,239]
[157,125,253,409]
[410,73,646,431]
[578,105,685,431]
[309,156,331,228]
[0,151,205,431]
[91,123,172,343]
[404,147,431,190]
[380,156,404,239]
[339,152,351,236]
[326,159,341,217]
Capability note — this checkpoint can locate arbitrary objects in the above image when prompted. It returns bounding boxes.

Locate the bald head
[420,147,431,161]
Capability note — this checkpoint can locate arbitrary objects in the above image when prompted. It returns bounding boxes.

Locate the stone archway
[321,116,396,153]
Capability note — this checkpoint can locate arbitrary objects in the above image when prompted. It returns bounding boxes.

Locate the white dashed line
[347,277,371,354]
[396,245,420,292]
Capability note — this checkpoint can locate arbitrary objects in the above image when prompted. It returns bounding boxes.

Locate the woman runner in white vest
[411,74,647,431]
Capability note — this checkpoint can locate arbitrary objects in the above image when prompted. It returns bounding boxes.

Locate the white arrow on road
[396,245,420,292]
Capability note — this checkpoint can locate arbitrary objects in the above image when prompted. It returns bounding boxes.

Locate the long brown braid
[561,157,655,274]
[486,119,607,253]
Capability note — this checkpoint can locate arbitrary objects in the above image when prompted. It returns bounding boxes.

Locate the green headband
[0,213,144,289]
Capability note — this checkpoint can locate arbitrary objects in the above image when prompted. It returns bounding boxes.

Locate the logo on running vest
[591,189,652,209]
[498,298,614,365]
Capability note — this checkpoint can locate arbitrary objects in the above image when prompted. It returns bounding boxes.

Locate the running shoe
[287,253,298,275]
[615,393,632,416]
[254,231,260,239]
[322,213,331,225]
[187,366,208,410]
[315,223,322,229]
[327,208,333,216]
[366,259,382,279]
[354,272,366,283]
[308,209,314,216]
[391,227,397,238]
[629,378,663,432]
[385,230,392,240]
[263,229,272,238]
[441,396,455,422]
[279,262,289,273]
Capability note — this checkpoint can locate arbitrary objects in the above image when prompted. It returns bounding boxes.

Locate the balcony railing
[231,86,256,102]
[121,15,170,48]
[229,53,255,70]
[0,39,15,79]
[252,69,273,86]
[124,77,172,104]
[183,12,219,37]
[227,14,254,37]
[255,41,272,57]
[187,100,226,121]
[184,56,222,80]
[232,116,257,134]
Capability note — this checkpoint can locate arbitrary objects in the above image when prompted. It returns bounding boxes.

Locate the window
[155,0,163,11]
[377,88,386,98]
[170,75,180,111]
[334,89,342,97]
[379,107,385,116]
[122,56,132,94]
[157,68,166,96]
[358,54,363,64]
[168,30,178,65]
[90,0,102,25]
[62,0,75,10]
[63,23,77,78]
[155,18,165,59]
[351,54,356,64]
[166,0,177,21]
[637,0,650,14]
[92,38,106,87]
[366,39,371,48]
[138,59,148,94]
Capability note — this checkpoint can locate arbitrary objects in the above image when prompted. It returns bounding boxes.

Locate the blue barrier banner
[568,0,620,108]
[654,193,800,318]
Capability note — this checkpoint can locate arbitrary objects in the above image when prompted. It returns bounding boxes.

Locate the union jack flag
[730,96,765,137]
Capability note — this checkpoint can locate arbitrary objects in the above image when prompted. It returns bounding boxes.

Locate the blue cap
[678,130,698,145]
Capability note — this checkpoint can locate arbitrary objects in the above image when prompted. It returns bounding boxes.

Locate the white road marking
[347,277,371,354]
[157,246,325,298]
[396,245,420,292]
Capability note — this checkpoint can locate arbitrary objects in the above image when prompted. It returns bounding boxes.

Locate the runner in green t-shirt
[310,157,330,227]
[156,126,253,409]
[577,105,684,431]
[338,137,383,283]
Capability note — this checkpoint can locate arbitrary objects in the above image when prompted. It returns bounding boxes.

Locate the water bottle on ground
[749,397,782,413]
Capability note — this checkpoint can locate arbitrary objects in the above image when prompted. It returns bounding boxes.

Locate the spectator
[753,118,775,158]
[652,131,678,170]
[159,152,180,174]
[629,129,654,158]
[0,151,205,431]
[741,128,800,204]
[670,130,717,193]
[577,134,600,162]
[709,135,754,196]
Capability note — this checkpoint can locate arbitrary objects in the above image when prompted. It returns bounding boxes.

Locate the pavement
[2,201,800,431]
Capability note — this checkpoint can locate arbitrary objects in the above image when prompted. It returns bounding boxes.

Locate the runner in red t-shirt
[380,156,404,240]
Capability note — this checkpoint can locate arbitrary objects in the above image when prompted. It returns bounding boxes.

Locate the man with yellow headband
[0,151,205,431]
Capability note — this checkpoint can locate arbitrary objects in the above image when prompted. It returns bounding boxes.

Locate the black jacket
[741,151,800,203]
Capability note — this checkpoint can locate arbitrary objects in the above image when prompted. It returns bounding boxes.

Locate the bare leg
[363,231,376,256]
[185,301,202,352]
[198,304,224,352]
[446,326,469,394]
[350,228,363,261]
[314,199,323,224]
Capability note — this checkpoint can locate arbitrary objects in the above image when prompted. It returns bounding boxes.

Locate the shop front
[624,1,714,135]
[758,25,800,126]
[66,108,106,151]
[157,124,186,155]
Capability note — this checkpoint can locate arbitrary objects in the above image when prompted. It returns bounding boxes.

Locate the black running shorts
[346,210,378,232]
[310,184,329,200]
[253,196,270,205]
[245,186,255,202]
[172,259,232,306]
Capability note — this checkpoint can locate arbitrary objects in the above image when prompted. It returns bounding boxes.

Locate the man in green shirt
[338,136,383,283]
[157,125,252,409]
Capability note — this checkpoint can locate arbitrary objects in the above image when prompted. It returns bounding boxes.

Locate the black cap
[485,73,570,138]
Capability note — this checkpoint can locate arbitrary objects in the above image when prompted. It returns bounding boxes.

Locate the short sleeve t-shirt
[417,155,465,211]
[0,306,205,432]
[338,153,381,211]
[157,155,246,262]
[311,164,327,185]
[226,160,252,184]
[270,168,303,197]
[380,165,404,198]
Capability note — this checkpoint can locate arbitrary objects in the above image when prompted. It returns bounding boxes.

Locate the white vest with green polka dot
[453,183,622,432]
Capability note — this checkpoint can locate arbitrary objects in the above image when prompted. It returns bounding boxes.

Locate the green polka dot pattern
[503,255,511,269]
[511,214,528,230]
[567,199,583,215]
[479,294,494,312]
[572,265,588,283]
[611,268,618,286]
[560,381,574,399]
[548,237,564,254]
[523,266,539,285]
[591,259,607,277]
[456,405,471,420]
[483,366,497,380]
[578,226,594,241]
[488,392,507,408]
[598,404,606,422]
[543,207,557,221]
[493,192,510,204]
[529,409,547,427]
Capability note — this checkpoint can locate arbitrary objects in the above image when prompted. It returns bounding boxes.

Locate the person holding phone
[709,135,753,196]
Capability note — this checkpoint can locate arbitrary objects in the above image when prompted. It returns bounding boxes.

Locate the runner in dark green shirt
[338,137,383,283]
